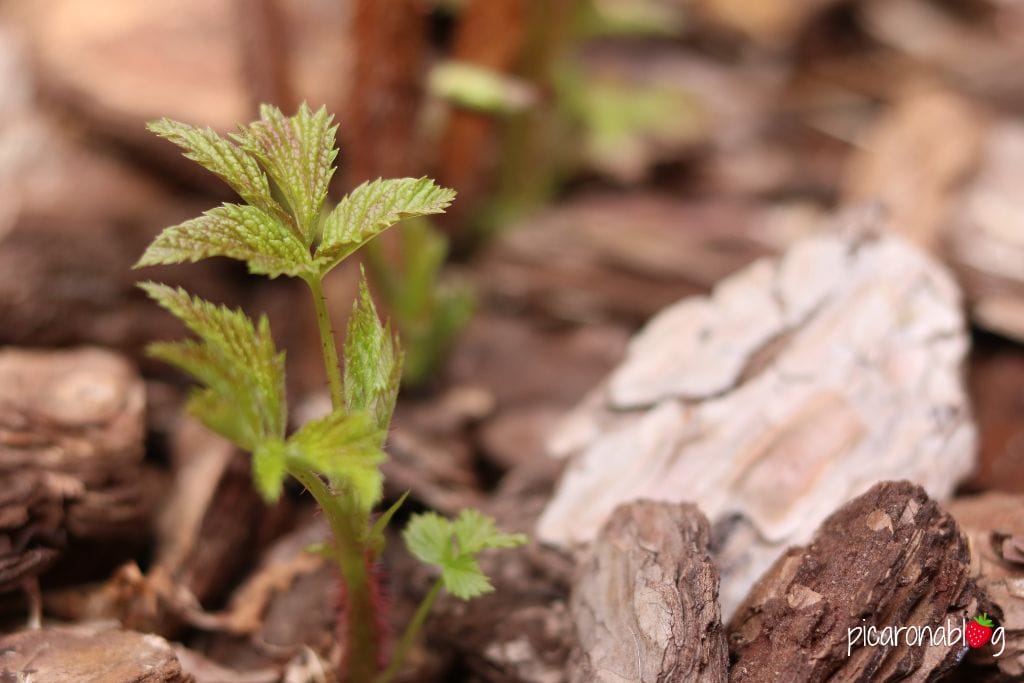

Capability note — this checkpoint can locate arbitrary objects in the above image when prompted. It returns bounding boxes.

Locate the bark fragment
[729,481,978,683]
[0,624,193,683]
[571,501,728,683]
[947,492,1024,680]
[0,348,150,598]
[539,211,976,617]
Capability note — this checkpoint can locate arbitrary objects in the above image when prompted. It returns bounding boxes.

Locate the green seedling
[364,218,474,387]
[136,103,525,682]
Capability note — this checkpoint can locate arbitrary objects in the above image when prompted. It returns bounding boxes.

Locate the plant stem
[374,578,442,683]
[305,275,345,410]
[289,465,379,682]
[300,276,379,681]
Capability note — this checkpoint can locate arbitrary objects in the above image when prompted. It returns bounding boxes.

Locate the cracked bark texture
[0,348,150,595]
[571,501,728,683]
[947,492,1024,680]
[729,481,978,683]
[0,624,192,682]
[538,209,976,617]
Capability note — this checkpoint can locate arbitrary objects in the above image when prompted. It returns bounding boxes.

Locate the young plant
[364,218,474,387]
[136,104,525,682]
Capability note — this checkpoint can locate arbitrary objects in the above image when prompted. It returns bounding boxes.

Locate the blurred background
[1,0,1024,678]
[1,0,1023,486]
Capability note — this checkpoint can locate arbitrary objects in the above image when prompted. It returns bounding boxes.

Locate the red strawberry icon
[966,613,994,648]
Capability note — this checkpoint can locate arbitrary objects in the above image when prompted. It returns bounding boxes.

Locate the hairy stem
[300,277,379,681]
[375,577,442,683]
[305,275,345,409]
[289,466,379,681]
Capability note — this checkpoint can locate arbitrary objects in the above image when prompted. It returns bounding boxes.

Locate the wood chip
[729,481,978,682]
[538,210,976,617]
[0,623,193,682]
[571,501,728,683]
[948,492,1024,680]
[0,348,150,594]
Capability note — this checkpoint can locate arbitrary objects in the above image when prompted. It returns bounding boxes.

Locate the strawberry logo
[966,613,995,648]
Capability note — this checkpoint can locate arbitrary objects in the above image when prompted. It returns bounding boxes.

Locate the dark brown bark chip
[728,480,979,683]
[0,624,193,682]
[0,348,151,597]
[947,492,1024,680]
[571,501,729,683]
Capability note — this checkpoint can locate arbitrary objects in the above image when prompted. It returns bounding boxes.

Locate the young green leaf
[402,510,527,600]
[365,219,474,385]
[287,410,386,511]
[315,177,456,276]
[140,283,286,451]
[134,203,313,278]
[369,490,410,554]
[452,508,526,553]
[344,274,402,435]
[234,103,338,242]
[253,438,288,501]
[147,118,286,222]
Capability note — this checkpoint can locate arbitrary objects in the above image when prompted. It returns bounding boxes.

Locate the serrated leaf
[344,274,402,435]
[147,118,286,222]
[140,283,286,451]
[370,490,410,554]
[452,509,527,554]
[253,439,287,501]
[403,512,453,566]
[403,509,525,601]
[287,410,386,510]
[429,61,536,114]
[234,103,338,242]
[440,554,493,600]
[315,177,456,275]
[135,203,313,278]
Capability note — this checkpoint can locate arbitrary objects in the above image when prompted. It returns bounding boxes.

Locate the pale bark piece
[947,492,1024,680]
[0,623,193,682]
[946,121,1024,343]
[843,86,988,252]
[0,347,151,602]
[571,501,728,683]
[538,210,976,617]
[729,481,978,682]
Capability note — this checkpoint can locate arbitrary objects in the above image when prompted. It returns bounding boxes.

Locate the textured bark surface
[571,501,728,683]
[729,481,978,683]
[0,348,151,598]
[0,624,193,682]
[947,492,1024,680]
[538,210,976,617]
